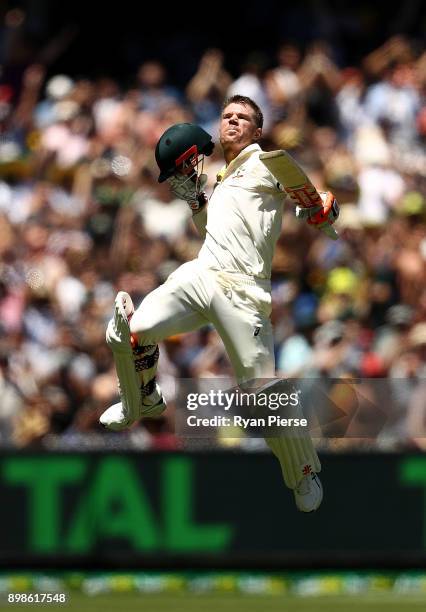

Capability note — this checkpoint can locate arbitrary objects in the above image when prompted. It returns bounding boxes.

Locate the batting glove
[167,173,208,212]
[295,191,339,239]
[308,191,339,226]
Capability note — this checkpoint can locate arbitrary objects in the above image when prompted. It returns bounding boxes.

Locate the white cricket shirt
[198,143,284,279]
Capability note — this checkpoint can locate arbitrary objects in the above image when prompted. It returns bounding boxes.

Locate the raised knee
[129,311,155,345]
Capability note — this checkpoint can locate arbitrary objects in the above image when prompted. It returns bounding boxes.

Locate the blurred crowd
[0,25,425,451]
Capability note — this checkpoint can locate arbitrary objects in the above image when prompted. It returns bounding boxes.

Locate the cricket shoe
[99,291,166,431]
[100,384,167,431]
[294,466,323,513]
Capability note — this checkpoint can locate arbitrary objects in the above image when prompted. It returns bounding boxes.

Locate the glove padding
[295,191,339,228]
[167,173,208,212]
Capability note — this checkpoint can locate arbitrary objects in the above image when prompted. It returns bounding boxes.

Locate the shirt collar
[230,143,261,165]
[217,143,261,182]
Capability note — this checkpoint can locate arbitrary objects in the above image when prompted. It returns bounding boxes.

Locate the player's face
[220,103,262,151]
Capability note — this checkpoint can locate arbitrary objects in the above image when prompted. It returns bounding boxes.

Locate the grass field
[1,593,426,612]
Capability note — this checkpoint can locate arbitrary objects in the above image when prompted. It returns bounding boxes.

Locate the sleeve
[192,204,208,239]
[257,153,285,193]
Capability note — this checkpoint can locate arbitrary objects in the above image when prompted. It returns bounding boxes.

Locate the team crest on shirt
[232,166,246,179]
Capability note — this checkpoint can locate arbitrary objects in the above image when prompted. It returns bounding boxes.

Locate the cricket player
[100,95,339,512]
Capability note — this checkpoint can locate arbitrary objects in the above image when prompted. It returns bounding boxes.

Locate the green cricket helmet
[155,123,214,183]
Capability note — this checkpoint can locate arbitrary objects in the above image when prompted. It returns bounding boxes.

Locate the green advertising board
[0,452,425,566]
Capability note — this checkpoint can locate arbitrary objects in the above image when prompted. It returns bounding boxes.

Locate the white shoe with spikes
[294,465,323,512]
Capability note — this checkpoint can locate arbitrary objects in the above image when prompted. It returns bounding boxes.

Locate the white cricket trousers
[129,259,275,383]
[128,258,321,489]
